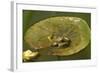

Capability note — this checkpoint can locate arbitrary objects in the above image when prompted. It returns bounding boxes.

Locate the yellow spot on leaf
[23,50,39,61]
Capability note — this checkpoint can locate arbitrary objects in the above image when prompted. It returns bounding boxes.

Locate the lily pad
[24,16,90,56]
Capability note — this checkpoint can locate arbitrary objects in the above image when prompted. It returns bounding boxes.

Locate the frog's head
[48,34,71,48]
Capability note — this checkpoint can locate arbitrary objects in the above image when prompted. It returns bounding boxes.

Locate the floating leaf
[24,17,90,56]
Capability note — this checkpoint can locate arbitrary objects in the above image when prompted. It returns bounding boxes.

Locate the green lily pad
[24,16,90,56]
